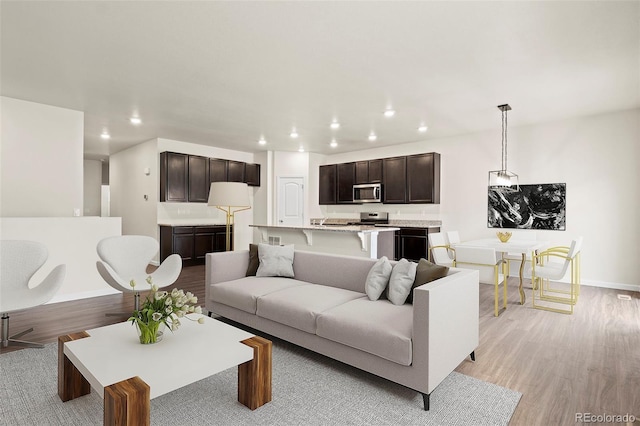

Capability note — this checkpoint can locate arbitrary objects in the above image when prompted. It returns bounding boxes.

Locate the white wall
[317,109,639,290]
[0,96,83,217]
[110,139,159,238]
[83,159,102,216]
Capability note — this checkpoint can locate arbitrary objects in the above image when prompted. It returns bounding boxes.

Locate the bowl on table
[496,231,512,243]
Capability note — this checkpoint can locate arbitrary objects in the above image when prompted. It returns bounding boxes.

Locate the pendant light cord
[502,108,508,171]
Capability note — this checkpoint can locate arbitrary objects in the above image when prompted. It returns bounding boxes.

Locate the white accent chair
[1,240,66,348]
[427,232,455,267]
[96,235,182,316]
[455,246,507,317]
[446,231,460,245]
[531,237,583,314]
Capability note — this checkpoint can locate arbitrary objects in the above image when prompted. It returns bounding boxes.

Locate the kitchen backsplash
[158,202,226,222]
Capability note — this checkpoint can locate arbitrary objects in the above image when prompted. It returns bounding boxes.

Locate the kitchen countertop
[385,220,442,229]
[249,224,399,233]
[309,218,442,229]
[158,221,227,227]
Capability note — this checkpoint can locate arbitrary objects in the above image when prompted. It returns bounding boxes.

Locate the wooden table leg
[104,376,150,426]
[58,332,91,401]
[238,336,272,410]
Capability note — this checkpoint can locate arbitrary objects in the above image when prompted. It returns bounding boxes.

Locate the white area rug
[0,339,521,425]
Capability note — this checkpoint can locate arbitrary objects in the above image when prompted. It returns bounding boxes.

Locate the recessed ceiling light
[100,132,110,140]
[330,120,340,130]
[384,109,395,118]
[290,129,299,138]
[368,132,377,141]
[130,117,142,125]
[298,147,305,153]
[330,139,338,148]
[418,125,428,133]
[258,137,267,145]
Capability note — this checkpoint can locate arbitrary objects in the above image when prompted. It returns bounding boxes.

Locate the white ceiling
[2,1,638,161]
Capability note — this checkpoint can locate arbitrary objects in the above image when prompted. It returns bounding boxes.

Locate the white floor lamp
[207,182,251,251]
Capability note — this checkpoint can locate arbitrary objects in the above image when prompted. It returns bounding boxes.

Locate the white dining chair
[427,232,455,267]
[531,237,583,314]
[445,231,460,245]
[455,246,507,317]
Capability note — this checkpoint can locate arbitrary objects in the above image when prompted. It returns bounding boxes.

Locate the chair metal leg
[1,313,44,349]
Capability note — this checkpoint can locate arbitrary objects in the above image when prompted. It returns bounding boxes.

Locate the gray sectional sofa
[205,249,480,410]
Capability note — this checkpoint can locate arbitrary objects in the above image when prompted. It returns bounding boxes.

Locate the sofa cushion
[365,256,392,301]
[246,244,260,276]
[256,285,365,334]
[210,277,307,314]
[257,243,295,278]
[406,258,449,303]
[317,298,413,366]
[387,258,417,305]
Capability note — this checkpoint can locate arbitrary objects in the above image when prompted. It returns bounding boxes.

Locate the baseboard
[580,279,640,293]
[47,288,121,304]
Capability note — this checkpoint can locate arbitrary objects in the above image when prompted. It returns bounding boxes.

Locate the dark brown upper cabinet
[368,159,383,183]
[228,160,246,182]
[337,162,356,204]
[355,159,383,184]
[244,163,261,187]
[161,152,261,204]
[188,155,209,202]
[160,152,188,202]
[382,156,407,204]
[318,152,439,206]
[355,161,369,184]
[209,158,228,182]
[407,153,441,204]
[319,164,337,205]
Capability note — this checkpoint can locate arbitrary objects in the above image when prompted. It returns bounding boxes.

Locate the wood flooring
[2,265,638,425]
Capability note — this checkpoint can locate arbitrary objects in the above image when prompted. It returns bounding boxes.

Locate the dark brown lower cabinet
[160,225,232,266]
[394,227,440,262]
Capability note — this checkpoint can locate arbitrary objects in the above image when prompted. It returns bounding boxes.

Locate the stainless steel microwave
[353,183,382,203]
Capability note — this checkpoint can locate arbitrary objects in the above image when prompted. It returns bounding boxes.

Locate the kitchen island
[250,224,399,259]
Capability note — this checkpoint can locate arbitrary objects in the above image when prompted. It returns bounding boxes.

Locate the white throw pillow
[387,258,418,305]
[256,243,295,278]
[365,256,392,301]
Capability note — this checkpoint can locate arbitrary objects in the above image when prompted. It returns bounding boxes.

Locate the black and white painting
[488,183,566,230]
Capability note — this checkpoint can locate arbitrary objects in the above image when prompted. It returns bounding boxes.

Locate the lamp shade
[207,182,250,207]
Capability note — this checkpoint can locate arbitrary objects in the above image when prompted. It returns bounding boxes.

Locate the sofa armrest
[412,269,479,394]
[205,250,250,305]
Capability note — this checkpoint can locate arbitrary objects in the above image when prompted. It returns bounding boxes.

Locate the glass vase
[135,321,165,344]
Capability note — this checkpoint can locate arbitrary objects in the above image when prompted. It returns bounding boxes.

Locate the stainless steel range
[348,212,389,226]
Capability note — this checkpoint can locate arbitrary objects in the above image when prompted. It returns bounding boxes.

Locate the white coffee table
[58,314,272,425]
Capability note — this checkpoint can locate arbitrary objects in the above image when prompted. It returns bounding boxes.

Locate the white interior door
[277,177,304,226]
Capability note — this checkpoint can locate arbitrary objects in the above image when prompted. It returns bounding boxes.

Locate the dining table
[452,238,549,304]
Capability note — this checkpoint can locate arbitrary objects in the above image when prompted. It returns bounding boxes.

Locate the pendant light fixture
[488,104,519,192]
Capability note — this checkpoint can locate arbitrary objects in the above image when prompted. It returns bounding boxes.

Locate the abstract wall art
[488,183,566,230]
